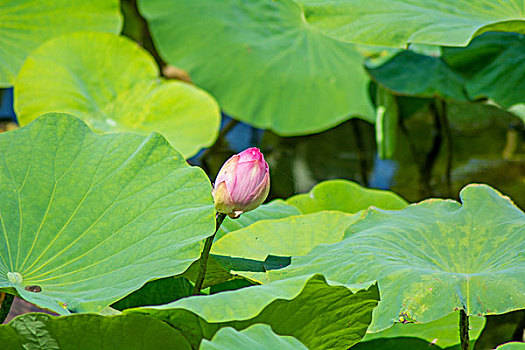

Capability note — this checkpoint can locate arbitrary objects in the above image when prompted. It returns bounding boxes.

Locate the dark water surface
[195,100,524,210]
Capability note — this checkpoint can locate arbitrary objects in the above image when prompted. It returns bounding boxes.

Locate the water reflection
[201,100,524,210]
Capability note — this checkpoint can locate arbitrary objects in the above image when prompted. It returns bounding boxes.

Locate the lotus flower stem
[192,212,227,295]
[193,147,270,294]
[0,292,14,323]
[459,309,470,350]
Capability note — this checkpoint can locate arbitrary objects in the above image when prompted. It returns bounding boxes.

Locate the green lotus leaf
[212,211,359,261]
[496,343,525,350]
[0,113,215,314]
[367,51,468,101]
[444,32,525,108]
[138,0,374,135]
[200,324,308,350]
[14,32,220,158]
[229,191,407,284]
[203,200,302,287]
[128,274,380,349]
[113,257,254,310]
[441,33,522,78]
[353,337,448,350]
[113,201,302,303]
[468,55,525,107]
[217,200,300,242]
[271,184,525,332]
[370,32,525,108]
[358,311,485,349]
[0,313,191,350]
[295,0,525,47]
[0,0,122,87]
[287,180,408,214]
[182,255,236,289]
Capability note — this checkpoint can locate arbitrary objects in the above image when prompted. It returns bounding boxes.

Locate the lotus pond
[0,0,524,349]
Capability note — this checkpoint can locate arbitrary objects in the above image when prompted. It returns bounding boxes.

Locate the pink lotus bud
[212,147,270,218]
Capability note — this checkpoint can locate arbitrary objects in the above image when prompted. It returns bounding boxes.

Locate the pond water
[2,88,524,209]
[192,99,524,210]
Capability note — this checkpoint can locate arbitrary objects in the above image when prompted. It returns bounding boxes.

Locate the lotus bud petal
[212,147,270,218]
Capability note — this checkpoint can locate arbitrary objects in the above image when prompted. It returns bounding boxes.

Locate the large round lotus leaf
[296,0,525,47]
[359,311,485,348]
[200,324,308,350]
[270,184,525,332]
[138,0,374,135]
[0,0,122,87]
[0,313,191,350]
[287,180,408,214]
[14,32,220,158]
[0,113,215,315]
[217,200,300,241]
[212,211,359,261]
[128,274,380,350]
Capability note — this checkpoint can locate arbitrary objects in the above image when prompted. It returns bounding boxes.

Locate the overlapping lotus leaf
[15,32,220,158]
[357,311,485,349]
[271,184,525,332]
[212,211,359,261]
[367,51,468,101]
[295,0,525,47]
[443,32,525,108]
[128,274,380,349]
[287,180,408,214]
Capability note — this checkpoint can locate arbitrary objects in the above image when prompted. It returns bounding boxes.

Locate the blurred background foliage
[114,0,525,208]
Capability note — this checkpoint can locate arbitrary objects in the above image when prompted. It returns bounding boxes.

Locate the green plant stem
[459,309,470,350]
[192,212,227,295]
[437,99,453,197]
[0,292,15,323]
[399,116,422,166]
[420,100,443,198]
